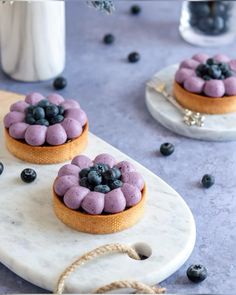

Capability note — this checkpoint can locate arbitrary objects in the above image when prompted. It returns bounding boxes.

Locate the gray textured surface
[0,1,236,293]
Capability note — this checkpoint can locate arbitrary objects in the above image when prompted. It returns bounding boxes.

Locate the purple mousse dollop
[54,153,145,215]
[4,92,88,146]
[175,54,236,97]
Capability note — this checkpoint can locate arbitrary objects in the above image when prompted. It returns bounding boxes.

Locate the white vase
[0,1,65,82]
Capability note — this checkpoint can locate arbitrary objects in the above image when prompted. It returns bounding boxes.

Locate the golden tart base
[53,184,146,234]
[4,123,88,164]
[173,81,236,114]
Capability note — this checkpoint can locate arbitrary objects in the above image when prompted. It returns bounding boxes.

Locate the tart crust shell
[53,184,147,234]
[173,81,236,114]
[4,123,89,164]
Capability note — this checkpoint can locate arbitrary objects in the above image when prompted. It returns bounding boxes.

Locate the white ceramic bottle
[0,1,65,82]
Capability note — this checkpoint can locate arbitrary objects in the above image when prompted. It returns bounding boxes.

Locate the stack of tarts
[174,53,236,114]
[3,92,88,164]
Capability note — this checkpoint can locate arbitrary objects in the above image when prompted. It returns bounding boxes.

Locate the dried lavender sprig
[87,0,115,14]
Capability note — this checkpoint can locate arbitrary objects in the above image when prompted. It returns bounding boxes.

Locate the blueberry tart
[3,92,88,164]
[174,53,236,114]
[53,153,146,234]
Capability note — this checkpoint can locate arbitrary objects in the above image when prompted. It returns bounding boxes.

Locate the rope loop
[55,243,165,294]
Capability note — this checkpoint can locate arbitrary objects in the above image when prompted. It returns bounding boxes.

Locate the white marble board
[0,92,196,293]
[146,65,236,141]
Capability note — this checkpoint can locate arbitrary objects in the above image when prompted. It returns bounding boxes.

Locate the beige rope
[94,280,166,294]
[55,243,166,295]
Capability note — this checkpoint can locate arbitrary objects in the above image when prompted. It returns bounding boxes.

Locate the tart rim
[173,81,236,114]
[52,183,147,234]
[4,122,89,164]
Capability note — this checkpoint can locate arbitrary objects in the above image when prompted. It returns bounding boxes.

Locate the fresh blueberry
[201,174,215,188]
[212,16,225,33]
[25,114,36,125]
[33,107,45,120]
[112,167,121,179]
[79,168,91,179]
[128,52,140,63]
[208,65,222,79]
[35,119,49,126]
[88,170,102,186]
[79,177,90,189]
[58,105,65,115]
[94,163,109,174]
[26,105,35,114]
[160,143,175,156]
[187,264,207,283]
[214,2,228,17]
[21,168,37,183]
[0,162,4,175]
[45,105,59,118]
[53,77,67,90]
[37,99,51,108]
[189,2,210,17]
[198,17,215,34]
[202,75,211,81]
[94,184,111,193]
[130,5,141,15]
[206,58,215,66]
[103,168,117,182]
[196,64,210,78]
[225,71,233,78]
[109,180,123,190]
[103,34,115,44]
[49,115,64,125]
[219,63,230,73]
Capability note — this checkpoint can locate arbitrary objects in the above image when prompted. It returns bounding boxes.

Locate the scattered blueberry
[160,143,175,156]
[53,76,67,90]
[187,264,207,283]
[45,105,59,118]
[128,52,140,63]
[103,34,115,45]
[130,5,141,15]
[0,162,4,175]
[88,170,102,186]
[201,174,215,188]
[21,168,37,183]
[94,184,111,193]
[109,180,123,190]
[79,168,91,179]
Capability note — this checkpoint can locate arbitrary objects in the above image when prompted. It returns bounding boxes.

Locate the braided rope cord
[55,243,165,294]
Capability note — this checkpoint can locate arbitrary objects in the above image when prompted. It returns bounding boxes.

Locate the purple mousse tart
[173,54,236,114]
[53,153,146,234]
[3,92,88,164]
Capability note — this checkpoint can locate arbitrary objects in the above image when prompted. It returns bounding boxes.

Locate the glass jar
[179,1,236,47]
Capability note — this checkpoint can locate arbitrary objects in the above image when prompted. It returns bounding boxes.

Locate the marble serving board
[0,91,196,293]
[146,65,236,141]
